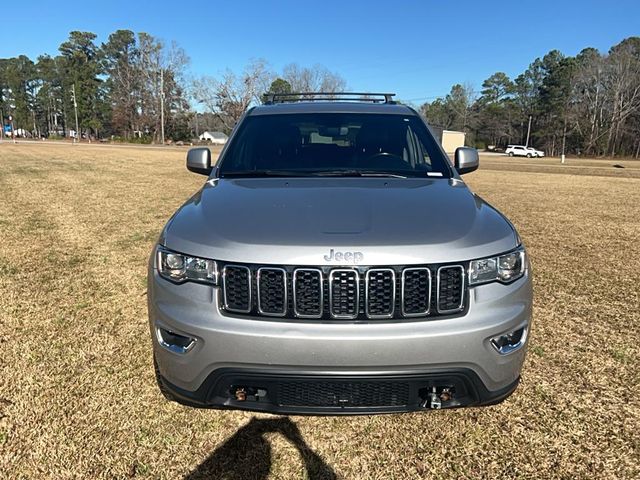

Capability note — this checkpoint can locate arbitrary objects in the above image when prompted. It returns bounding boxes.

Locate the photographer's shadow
[184,416,338,480]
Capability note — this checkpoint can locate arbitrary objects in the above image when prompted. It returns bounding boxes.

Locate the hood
[162,178,518,266]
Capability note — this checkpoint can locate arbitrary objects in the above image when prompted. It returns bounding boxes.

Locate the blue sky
[2,0,638,103]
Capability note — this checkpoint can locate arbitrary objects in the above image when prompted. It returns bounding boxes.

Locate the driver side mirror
[186,147,213,175]
[454,147,479,175]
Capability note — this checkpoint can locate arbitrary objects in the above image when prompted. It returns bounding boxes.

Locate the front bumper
[156,367,520,414]
[148,265,532,413]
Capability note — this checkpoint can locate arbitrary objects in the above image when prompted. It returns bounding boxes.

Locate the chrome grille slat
[293,268,323,318]
[401,267,431,317]
[257,267,287,316]
[365,269,395,319]
[437,265,465,313]
[222,265,252,313]
[329,269,359,319]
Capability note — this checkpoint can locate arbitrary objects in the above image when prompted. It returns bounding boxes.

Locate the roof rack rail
[263,92,396,105]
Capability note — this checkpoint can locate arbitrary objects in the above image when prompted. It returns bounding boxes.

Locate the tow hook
[234,387,247,402]
[231,386,267,402]
[439,387,453,402]
[422,386,455,409]
[421,387,442,409]
[428,387,442,409]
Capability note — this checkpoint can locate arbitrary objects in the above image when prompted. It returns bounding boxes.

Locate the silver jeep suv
[148,92,532,414]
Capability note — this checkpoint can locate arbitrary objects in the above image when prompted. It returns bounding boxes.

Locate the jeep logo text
[323,249,364,264]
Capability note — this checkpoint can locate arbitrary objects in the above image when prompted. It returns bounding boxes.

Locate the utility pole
[9,115,15,144]
[159,69,165,145]
[71,84,80,144]
[561,119,567,164]
[525,115,532,147]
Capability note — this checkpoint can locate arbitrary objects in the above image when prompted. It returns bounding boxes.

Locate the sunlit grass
[0,143,638,479]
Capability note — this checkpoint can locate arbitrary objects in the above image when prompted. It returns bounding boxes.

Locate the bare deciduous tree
[282,63,346,94]
[191,61,346,133]
[192,58,271,132]
[603,38,640,156]
[137,34,190,141]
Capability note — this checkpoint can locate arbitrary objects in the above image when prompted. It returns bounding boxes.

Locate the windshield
[218,113,452,178]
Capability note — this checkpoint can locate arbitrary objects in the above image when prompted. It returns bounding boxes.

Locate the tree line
[3,31,638,156]
[0,30,346,143]
[421,37,640,157]
[0,30,191,142]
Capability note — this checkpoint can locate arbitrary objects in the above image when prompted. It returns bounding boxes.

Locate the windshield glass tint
[219,113,452,177]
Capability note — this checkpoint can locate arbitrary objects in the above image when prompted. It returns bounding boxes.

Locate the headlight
[156,246,218,285]
[469,246,526,285]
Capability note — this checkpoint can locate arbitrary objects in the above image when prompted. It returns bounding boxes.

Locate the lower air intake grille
[278,380,410,407]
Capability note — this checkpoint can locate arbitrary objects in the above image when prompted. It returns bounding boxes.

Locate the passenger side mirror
[186,147,212,175]
[454,147,479,175]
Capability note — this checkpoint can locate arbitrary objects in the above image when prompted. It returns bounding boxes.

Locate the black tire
[154,356,177,402]
[508,152,514,157]
[526,153,532,158]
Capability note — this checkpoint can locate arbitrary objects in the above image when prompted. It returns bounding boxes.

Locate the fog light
[156,327,196,354]
[491,326,527,355]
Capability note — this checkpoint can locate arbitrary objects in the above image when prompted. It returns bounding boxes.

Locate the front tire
[508,152,514,157]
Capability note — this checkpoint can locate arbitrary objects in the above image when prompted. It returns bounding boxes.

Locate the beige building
[441,130,466,153]
[429,126,467,153]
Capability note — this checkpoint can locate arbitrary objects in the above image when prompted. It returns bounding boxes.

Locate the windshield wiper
[221,169,409,178]
[310,170,408,178]
[221,170,316,178]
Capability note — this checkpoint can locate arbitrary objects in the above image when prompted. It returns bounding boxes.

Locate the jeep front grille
[220,263,466,321]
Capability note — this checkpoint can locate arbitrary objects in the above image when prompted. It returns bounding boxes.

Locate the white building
[199,131,228,144]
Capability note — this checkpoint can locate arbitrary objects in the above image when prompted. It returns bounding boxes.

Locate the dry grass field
[0,142,638,479]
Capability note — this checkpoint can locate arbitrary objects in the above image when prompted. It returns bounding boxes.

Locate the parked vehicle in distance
[506,145,545,157]
[526,147,545,157]
[148,92,533,415]
[198,130,228,145]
